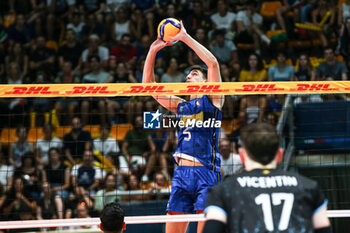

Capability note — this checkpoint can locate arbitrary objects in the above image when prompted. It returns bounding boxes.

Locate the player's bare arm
[170,21,224,110]
[142,38,185,114]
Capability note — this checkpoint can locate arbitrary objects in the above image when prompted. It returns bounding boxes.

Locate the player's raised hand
[169,20,188,42]
[150,38,172,51]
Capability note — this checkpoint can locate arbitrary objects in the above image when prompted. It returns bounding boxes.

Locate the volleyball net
[0,81,350,232]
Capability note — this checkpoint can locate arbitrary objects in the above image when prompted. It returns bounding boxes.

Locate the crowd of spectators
[0,0,350,225]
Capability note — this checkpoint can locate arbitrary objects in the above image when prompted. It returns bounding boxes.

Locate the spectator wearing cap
[58,29,83,76]
[209,29,238,66]
[81,55,113,125]
[81,34,109,74]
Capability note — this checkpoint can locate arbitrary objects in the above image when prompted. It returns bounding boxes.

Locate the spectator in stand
[122,174,146,202]
[266,112,278,126]
[81,14,106,44]
[58,29,83,76]
[110,34,137,65]
[35,123,63,167]
[311,0,336,48]
[136,35,164,75]
[143,126,171,182]
[63,116,92,164]
[36,182,64,220]
[7,14,36,48]
[235,1,270,54]
[81,55,113,125]
[240,94,268,124]
[228,111,247,154]
[130,7,154,41]
[79,0,105,15]
[210,0,236,35]
[81,34,109,73]
[130,0,155,12]
[6,62,30,124]
[187,28,208,66]
[54,62,80,125]
[338,0,350,27]
[93,123,120,156]
[71,150,103,208]
[148,172,171,200]
[46,0,75,41]
[107,0,130,20]
[219,139,242,178]
[184,1,211,35]
[29,35,56,78]
[316,47,348,80]
[14,152,44,200]
[68,201,99,230]
[161,58,185,83]
[67,13,85,42]
[209,29,238,66]
[0,152,14,192]
[239,53,267,82]
[120,115,155,180]
[268,52,294,81]
[9,126,33,169]
[2,177,37,220]
[275,0,300,33]
[94,173,120,214]
[339,17,350,58]
[43,148,70,201]
[111,7,131,42]
[295,54,316,81]
[5,42,28,80]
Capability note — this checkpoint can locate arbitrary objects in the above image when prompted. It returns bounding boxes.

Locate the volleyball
[157,18,181,42]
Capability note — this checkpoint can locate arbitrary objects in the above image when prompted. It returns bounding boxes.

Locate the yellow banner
[0,82,350,97]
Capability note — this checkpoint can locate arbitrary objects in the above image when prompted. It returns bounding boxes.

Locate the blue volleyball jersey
[174,95,222,173]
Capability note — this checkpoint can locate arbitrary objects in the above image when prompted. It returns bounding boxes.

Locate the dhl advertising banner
[1,82,350,97]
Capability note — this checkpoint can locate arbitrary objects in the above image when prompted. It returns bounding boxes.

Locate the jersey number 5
[183,127,192,141]
[255,193,294,231]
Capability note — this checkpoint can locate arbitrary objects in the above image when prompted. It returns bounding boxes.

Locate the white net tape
[0,211,349,229]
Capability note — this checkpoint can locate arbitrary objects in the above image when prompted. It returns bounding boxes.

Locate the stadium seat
[0,128,17,145]
[260,1,282,19]
[236,43,255,50]
[27,128,45,143]
[54,126,72,139]
[84,125,101,138]
[110,123,133,141]
[288,40,312,48]
[221,119,235,134]
[46,41,58,51]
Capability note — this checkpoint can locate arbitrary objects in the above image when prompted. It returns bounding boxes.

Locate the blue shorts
[166,166,221,213]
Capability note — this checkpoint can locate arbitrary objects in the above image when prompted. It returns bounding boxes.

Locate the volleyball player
[142,21,224,233]
[100,202,126,233]
[203,123,331,233]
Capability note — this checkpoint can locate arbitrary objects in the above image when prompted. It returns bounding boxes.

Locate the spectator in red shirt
[110,34,137,67]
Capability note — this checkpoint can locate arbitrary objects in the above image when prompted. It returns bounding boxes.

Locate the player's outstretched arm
[312,205,332,232]
[142,39,184,113]
[170,21,224,109]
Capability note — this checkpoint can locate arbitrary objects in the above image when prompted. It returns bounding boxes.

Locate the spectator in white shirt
[35,123,63,166]
[209,29,238,65]
[210,0,236,35]
[93,124,120,156]
[0,153,14,192]
[219,139,242,178]
[235,1,270,54]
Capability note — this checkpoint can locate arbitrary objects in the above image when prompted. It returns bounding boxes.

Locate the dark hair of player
[240,123,279,165]
[100,202,125,233]
[189,65,208,80]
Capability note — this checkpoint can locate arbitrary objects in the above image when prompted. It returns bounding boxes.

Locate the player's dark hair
[100,202,125,233]
[240,123,279,165]
[189,65,208,80]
